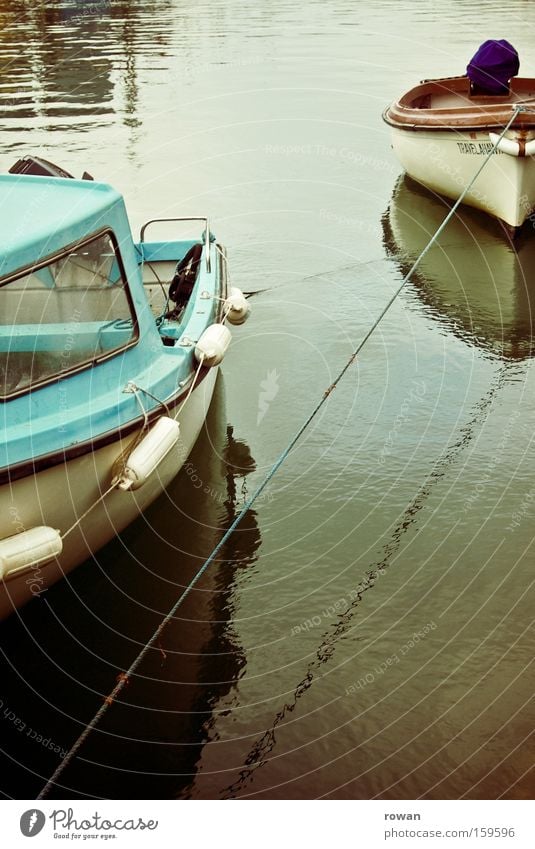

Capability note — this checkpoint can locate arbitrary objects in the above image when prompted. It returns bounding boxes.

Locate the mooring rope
[36,107,520,800]
[58,363,205,543]
[220,360,516,798]
[174,356,205,420]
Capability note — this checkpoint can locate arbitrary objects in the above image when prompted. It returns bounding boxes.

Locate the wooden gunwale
[384,75,535,131]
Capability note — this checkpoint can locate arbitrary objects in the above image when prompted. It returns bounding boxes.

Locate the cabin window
[0,230,138,398]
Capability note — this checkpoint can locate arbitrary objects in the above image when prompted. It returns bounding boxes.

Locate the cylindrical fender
[116,417,181,491]
[224,287,250,325]
[489,132,521,156]
[195,323,232,366]
[489,133,535,157]
[0,527,63,579]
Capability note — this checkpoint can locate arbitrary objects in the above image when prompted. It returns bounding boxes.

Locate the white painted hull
[390,126,535,228]
[0,367,218,620]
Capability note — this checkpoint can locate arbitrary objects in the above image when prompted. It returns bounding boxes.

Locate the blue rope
[36,107,520,800]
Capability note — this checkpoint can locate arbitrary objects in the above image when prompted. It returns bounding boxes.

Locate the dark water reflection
[0,0,172,131]
[383,176,535,362]
[0,378,261,799]
[1,0,535,801]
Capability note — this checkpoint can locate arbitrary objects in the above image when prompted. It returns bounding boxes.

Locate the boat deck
[419,89,535,110]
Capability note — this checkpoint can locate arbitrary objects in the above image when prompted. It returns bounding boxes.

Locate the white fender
[116,416,181,491]
[0,526,63,579]
[224,287,251,325]
[195,323,232,366]
[489,133,535,157]
[489,133,520,156]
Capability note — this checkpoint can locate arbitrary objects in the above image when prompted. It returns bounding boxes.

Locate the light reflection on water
[0,0,534,801]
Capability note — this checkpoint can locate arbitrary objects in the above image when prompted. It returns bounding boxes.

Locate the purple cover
[467,39,519,93]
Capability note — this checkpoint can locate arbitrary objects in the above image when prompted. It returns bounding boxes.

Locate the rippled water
[1,0,534,800]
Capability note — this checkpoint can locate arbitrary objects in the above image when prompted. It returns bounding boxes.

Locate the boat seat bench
[0,321,132,353]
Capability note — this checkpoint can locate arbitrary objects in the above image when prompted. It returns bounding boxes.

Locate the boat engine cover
[467,39,519,94]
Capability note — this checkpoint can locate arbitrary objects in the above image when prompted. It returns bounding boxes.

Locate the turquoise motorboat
[0,158,250,619]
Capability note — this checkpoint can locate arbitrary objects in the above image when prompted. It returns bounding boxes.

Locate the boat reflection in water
[0,375,261,799]
[382,175,535,361]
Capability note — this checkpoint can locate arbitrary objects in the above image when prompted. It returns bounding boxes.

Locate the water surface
[0,0,534,800]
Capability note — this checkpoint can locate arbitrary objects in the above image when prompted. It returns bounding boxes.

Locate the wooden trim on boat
[384,75,535,131]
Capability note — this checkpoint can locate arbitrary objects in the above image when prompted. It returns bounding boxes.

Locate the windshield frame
[0,227,139,401]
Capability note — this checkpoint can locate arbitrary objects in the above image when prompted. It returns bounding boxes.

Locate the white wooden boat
[383,75,535,232]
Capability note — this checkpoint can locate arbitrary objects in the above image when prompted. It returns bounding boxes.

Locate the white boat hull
[390,126,535,228]
[0,367,218,620]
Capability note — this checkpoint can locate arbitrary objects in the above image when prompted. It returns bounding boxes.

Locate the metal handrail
[139,217,211,272]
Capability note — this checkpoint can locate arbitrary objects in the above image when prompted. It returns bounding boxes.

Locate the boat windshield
[0,230,137,398]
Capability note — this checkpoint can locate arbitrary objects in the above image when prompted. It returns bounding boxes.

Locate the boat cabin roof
[0,174,126,281]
